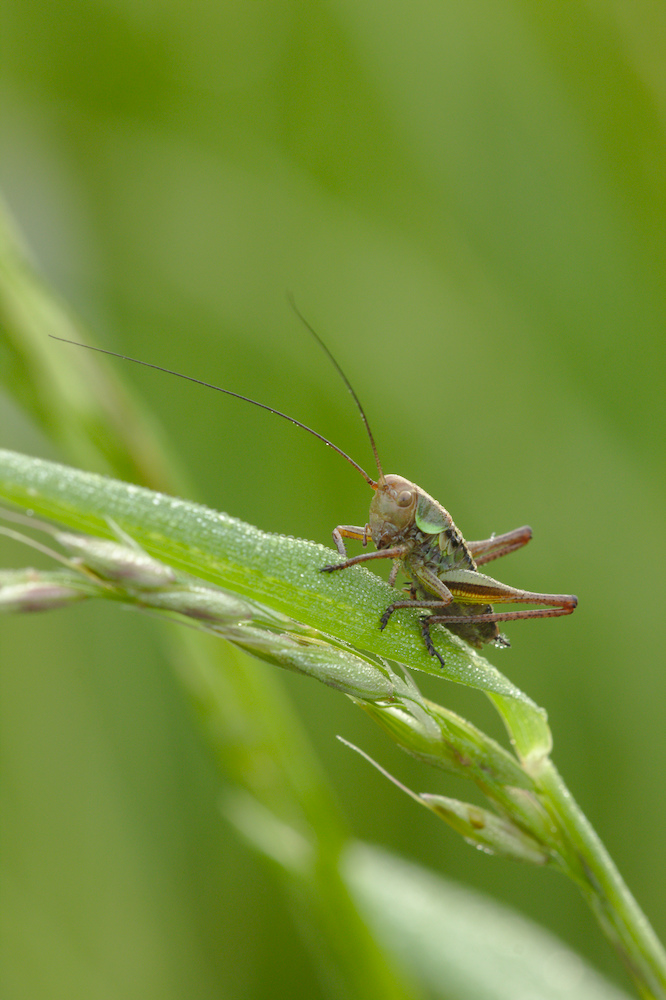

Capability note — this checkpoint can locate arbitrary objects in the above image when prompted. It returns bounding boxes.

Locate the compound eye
[396,490,413,508]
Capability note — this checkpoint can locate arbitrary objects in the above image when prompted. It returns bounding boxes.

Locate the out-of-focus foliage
[1,2,665,997]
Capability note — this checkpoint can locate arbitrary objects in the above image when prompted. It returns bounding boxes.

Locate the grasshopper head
[369,474,418,548]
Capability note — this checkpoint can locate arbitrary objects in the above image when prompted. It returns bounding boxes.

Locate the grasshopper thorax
[369,474,418,549]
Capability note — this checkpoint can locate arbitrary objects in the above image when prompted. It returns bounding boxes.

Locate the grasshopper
[51,312,577,665]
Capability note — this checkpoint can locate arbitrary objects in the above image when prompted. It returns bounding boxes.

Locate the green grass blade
[0,447,545,708]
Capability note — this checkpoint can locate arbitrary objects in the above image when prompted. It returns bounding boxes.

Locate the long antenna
[48,336,378,488]
[288,294,385,484]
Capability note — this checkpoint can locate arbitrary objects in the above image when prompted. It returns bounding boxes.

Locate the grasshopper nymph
[52,310,577,666]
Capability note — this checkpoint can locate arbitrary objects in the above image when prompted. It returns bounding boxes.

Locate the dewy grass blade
[1,447,666,998]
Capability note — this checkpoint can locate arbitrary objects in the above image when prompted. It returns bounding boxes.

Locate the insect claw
[379,606,393,630]
[420,617,446,668]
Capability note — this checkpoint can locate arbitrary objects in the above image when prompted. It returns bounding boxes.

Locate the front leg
[321,545,408,573]
[331,524,369,558]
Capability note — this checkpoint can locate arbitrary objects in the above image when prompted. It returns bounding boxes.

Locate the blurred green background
[1,2,665,997]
